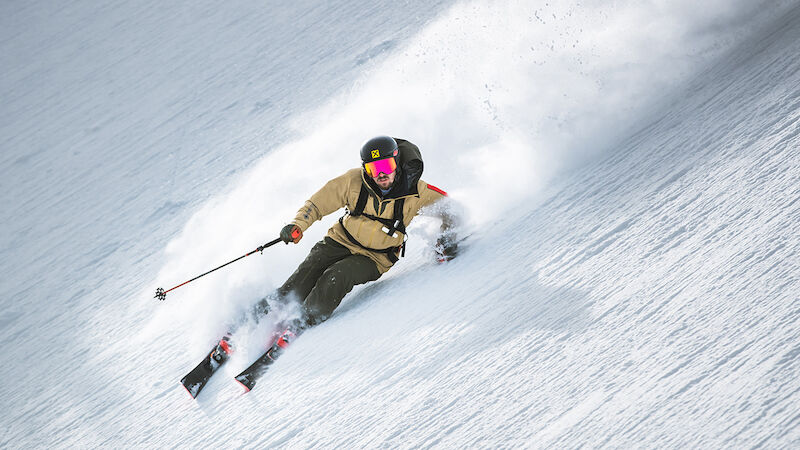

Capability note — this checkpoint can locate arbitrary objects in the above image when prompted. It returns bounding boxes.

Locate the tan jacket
[292,168,448,273]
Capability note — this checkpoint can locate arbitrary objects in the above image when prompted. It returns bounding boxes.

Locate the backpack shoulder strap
[393,198,405,228]
[351,183,369,217]
[384,197,406,235]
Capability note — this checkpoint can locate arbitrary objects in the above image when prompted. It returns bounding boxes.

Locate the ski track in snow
[2,0,800,448]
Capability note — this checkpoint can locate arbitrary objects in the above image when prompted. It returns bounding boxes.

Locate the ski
[180,334,233,399]
[234,329,296,392]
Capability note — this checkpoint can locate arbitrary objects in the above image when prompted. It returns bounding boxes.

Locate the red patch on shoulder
[427,184,448,196]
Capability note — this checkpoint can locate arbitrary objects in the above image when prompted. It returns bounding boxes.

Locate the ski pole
[155,236,283,301]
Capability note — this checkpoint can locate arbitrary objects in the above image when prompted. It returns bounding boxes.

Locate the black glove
[435,234,458,262]
[280,224,303,244]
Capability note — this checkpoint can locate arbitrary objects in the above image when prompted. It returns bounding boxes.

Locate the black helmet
[360,136,398,163]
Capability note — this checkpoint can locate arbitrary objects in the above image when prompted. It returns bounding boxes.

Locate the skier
[257,135,459,330]
[181,136,459,396]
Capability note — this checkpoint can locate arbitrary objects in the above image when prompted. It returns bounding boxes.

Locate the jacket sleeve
[419,182,448,208]
[418,182,460,233]
[292,171,352,231]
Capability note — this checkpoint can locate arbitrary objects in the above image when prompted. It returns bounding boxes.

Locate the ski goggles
[363,157,397,177]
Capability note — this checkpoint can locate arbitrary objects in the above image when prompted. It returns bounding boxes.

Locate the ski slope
[2,0,799,448]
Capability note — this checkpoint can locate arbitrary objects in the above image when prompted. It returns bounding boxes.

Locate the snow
[2,0,799,448]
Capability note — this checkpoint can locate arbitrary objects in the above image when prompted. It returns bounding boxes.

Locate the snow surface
[2,0,799,448]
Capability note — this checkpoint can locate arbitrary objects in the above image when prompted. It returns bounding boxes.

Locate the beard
[375,173,393,185]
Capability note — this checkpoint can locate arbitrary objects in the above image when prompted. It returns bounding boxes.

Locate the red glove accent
[280,224,303,244]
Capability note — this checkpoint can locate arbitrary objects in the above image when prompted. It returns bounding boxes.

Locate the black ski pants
[263,237,382,327]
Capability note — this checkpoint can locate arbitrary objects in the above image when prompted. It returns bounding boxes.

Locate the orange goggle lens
[364,157,397,177]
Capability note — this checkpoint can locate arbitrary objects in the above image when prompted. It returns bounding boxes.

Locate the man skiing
[180,136,459,396]
[259,135,459,329]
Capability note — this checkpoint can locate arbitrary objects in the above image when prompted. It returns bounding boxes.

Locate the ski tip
[234,376,253,393]
[180,382,199,400]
